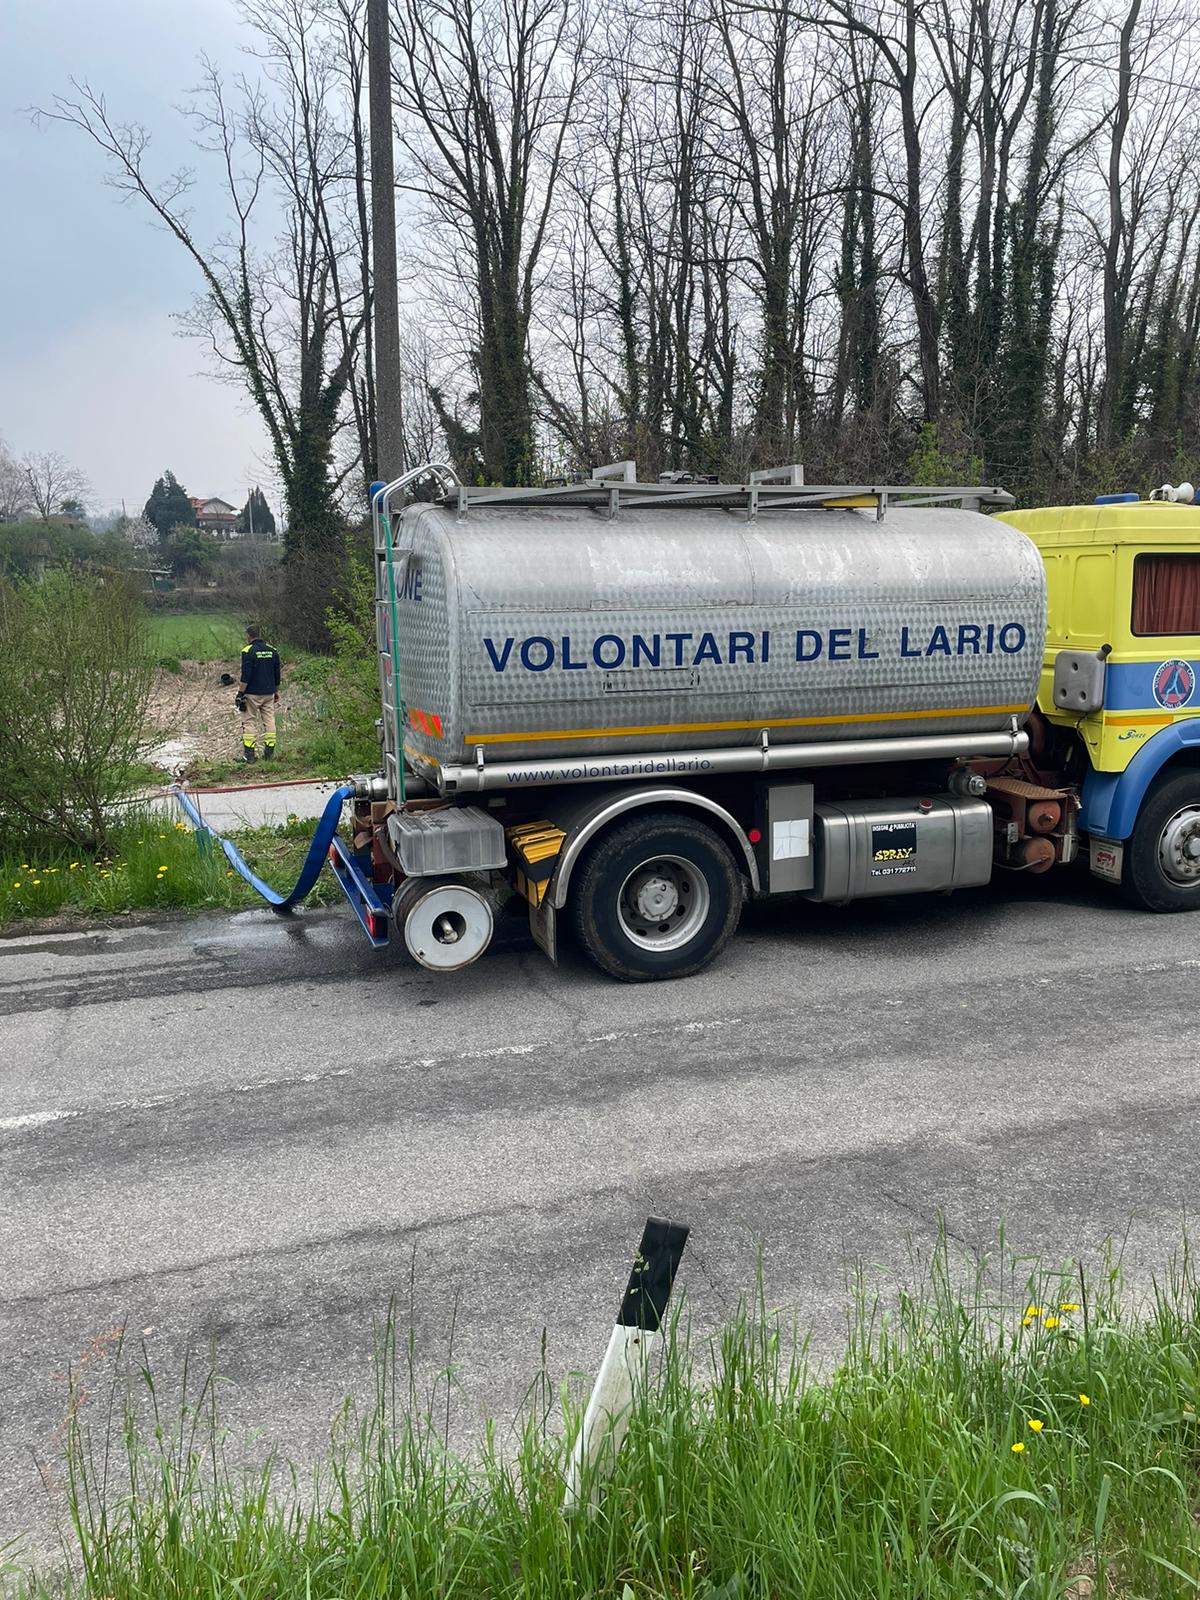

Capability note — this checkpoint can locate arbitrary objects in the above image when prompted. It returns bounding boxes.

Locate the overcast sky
[1,0,272,516]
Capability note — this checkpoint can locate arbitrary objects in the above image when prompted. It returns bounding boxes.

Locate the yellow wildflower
[1022,1316,1034,1328]
[1079,1394,1090,1406]
[1043,1316,1061,1330]
[158,865,168,872]
[32,879,41,886]
[1027,1419,1043,1434]
[1011,1442,1025,1454]
[69,862,78,869]
[1059,1302,1080,1312]
[12,882,20,889]
[1025,1306,1043,1318]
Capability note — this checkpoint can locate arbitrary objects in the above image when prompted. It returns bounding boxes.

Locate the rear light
[366,911,386,941]
[748,827,762,844]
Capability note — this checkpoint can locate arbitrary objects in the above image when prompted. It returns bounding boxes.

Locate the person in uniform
[236,624,282,761]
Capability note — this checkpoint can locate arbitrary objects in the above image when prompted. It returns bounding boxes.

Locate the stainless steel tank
[382,503,1046,776]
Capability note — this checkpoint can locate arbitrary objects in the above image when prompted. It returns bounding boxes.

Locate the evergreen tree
[237,486,276,538]
[144,472,195,536]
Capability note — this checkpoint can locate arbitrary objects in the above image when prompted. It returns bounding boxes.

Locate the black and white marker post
[564,1215,690,1511]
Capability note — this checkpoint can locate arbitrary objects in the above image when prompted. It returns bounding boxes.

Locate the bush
[0,571,154,851]
[322,537,380,757]
[0,516,102,579]
[163,524,221,586]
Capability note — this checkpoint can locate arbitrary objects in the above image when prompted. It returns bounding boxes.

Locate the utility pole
[368,0,405,482]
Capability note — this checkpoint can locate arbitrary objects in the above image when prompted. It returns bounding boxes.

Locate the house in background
[190,496,240,537]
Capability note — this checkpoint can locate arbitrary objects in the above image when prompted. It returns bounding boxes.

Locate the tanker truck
[322,462,1200,981]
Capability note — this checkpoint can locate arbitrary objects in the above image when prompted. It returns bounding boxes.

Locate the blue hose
[171,783,356,913]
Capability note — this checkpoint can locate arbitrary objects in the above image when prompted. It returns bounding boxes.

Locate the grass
[146,609,245,666]
[10,1241,1200,1598]
[185,651,379,783]
[185,729,370,784]
[0,809,341,927]
[142,607,379,780]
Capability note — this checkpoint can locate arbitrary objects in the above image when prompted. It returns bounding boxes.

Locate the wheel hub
[617,854,710,951]
[633,871,679,921]
[1159,805,1200,886]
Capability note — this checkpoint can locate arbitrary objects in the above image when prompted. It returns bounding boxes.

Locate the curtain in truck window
[1131,553,1200,636]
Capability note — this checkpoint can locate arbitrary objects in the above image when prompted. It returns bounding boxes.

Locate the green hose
[380,499,407,804]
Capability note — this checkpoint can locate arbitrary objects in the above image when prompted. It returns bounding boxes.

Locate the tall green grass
[0,810,339,925]
[15,1241,1200,1597]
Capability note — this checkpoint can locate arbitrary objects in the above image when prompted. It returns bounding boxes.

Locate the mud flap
[530,894,557,962]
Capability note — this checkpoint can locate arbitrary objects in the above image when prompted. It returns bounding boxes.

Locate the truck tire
[569,812,744,981]
[1121,769,1200,912]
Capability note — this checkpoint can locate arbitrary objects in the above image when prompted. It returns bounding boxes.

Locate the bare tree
[0,438,33,522]
[37,5,369,641]
[392,0,585,483]
[709,0,834,460]
[22,451,90,521]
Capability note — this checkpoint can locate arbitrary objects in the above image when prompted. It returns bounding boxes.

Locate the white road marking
[233,1068,353,1095]
[0,1109,81,1131]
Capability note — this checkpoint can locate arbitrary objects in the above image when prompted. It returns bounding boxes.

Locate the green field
[146,610,245,663]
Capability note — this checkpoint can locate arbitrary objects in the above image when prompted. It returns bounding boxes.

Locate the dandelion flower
[1011,1442,1025,1454]
[1079,1394,1090,1406]
[1022,1316,1035,1328]
[1027,1419,1043,1433]
[69,862,78,870]
[20,864,28,870]
[1025,1306,1043,1318]
[1043,1316,1061,1330]
[12,882,20,889]
[1059,1302,1080,1312]
[32,879,41,886]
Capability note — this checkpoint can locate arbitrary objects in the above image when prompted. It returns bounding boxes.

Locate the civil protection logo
[1152,658,1196,710]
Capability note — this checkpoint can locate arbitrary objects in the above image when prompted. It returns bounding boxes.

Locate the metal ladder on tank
[447,460,1014,523]
[371,464,460,802]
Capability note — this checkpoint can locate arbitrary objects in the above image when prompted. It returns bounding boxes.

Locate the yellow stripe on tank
[464,703,1028,746]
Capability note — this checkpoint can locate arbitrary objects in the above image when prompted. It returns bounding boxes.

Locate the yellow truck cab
[1000,492,1200,909]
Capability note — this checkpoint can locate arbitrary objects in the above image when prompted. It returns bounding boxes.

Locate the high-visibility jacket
[240,638,281,695]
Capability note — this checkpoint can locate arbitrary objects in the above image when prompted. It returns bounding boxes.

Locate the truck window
[1131,552,1200,636]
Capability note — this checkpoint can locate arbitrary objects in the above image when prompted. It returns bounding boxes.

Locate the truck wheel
[569,813,743,981]
[1121,769,1200,912]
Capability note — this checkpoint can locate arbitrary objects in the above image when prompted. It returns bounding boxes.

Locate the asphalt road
[3,870,1199,1563]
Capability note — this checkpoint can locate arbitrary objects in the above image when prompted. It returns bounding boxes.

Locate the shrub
[0,570,154,851]
[322,538,380,758]
[0,516,99,579]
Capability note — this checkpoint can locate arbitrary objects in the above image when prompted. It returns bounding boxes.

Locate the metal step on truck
[323,461,1200,981]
